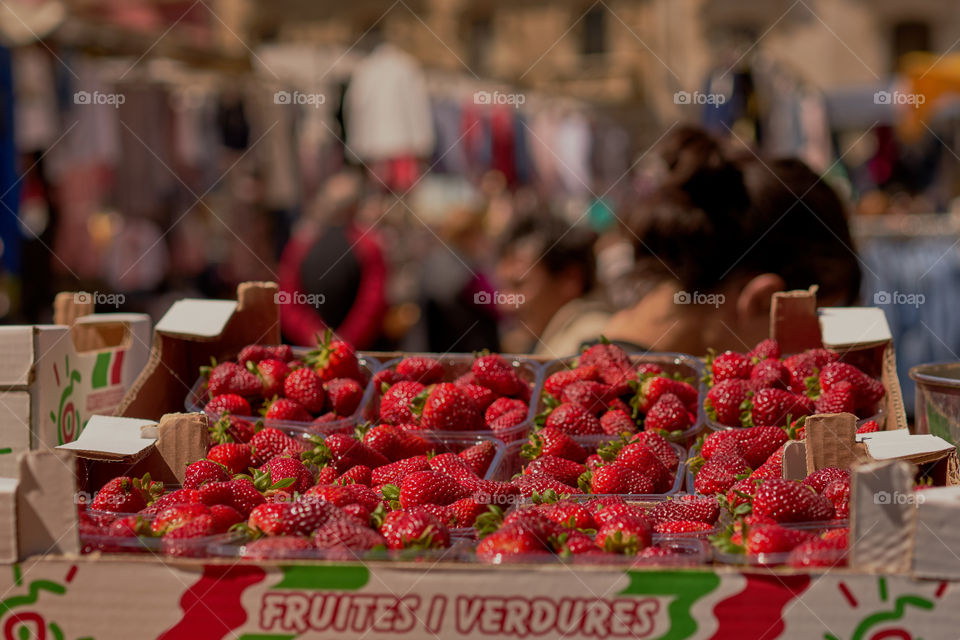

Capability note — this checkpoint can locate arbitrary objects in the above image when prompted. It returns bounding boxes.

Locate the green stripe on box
[619,570,721,640]
[91,352,111,389]
[273,564,369,590]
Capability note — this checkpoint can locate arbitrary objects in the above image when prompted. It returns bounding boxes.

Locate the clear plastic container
[80,530,241,557]
[712,522,848,567]
[184,350,380,435]
[490,435,686,498]
[539,352,706,446]
[371,354,544,442]
[207,537,472,562]
[469,538,710,566]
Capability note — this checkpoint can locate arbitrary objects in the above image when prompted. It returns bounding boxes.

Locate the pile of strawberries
[200,332,368,426]
[79,423,506,559]
[372,353,533,439]
[473,493,719,562]
[538,342,700,439]
[704,338,885,428]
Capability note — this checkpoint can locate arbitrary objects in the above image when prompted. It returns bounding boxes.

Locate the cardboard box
[116,281,280,422]
[0,296,151,476]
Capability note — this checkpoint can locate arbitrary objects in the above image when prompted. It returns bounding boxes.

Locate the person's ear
[736,273,786,323]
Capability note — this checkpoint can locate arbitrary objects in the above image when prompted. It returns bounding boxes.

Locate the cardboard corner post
[0,477,17,563]
[805,413,860,472]
[912,486,960,579]
[850,459,917,573]
[134,413,210,485]
[16,449,79,559]
[770,286,821,354]
[116,281,280,422]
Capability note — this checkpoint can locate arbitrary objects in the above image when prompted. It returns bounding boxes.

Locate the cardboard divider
[16,450,79,559]
[804,413,860,472]
[851,460,917,574]
[116,282,281,422]
[770,286,822,354]
[52,291,93,327]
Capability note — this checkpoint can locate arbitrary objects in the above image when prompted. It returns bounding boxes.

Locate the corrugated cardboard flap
[57,415,157,462]
[155,299,238,339]
[805,413,860,472]
[17,449,78,559]
[819,307,892,349]
[0,326,35,386]
[860,429,955,465]
[770,287,822,354]
[851,460,917,573]
[0,478,17,563]
[912,486,960,579]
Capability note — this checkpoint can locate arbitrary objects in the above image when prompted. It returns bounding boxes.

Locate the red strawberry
[238,344,294,365]
[205,362,260,398]
[91,476,154,513]
[449,497,490,527]
[264,398,311,422]
[419,383,482,431]
[207,442,252,475]
[595,513,652,553]
[305,432,390,473]
[395,356,444,384]
[644,393,692,434]
[476,522,548,559]
[694,453,750,495]
[208,504,244,532]
[336,465,372,486]
[579,343,633,386]
[373,369,407,388]
[151,503,210,535]
[746,388,813,427]
[615,443,672,492]
[819,362,885,407]
[472,354,524,396]
[587,464,655,494]
[208,413,255,444]
[184,459,230,490]
[634,376,698,414]
[647,495,719,525]
[750,445,786,480]
[711,351,752,383]
[251,359,289,398]
[427,452,476,479]
[784,349,838,394]
[802,467,850,493]
[371,456,431,486]
[787,535,847,568]
[398,470,468,508]
[753,478,835,523]
[313,520,386,552]
[545,500,597,530]
[362,424,432,461]
[593,502,646,526]
[160,514,216,557]
[512,474,585,497]
[737,426,789,468]
[544,402,603,435]
[521,427,587,463]
[459,383,497,412]
[325,378,364,415]
[379,380,425,424]
[197,482,233,507]
[750,359,790,390]
[815,380,856,414]
[701,430,741,460]
[241,536,313,559]
[635,363,664,378]
[484,397,526,424]
[654,520,712,534]
[285,499,345,536]
[249,427,301,465]
[560,380,614,414]
[857,419,880,434]
[458,440,497,476]
[824,478,851,519]
[524,455,585,487]
[140,488,200,515]
[748,339,781,361]
[205,393,251,417]
[600,409,637,435]
[283,368,326,413]
[226,478,266,516]
[259,457,314,494]
[487,408,528,441]
[380,509,450,549]
[745,523,814,554]
[103,515,149,539]
[306,329,361,382]
[705,379,751,427]
[544,366,601,400]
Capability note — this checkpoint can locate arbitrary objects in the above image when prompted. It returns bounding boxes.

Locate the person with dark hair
[496,213,607,356]
[600,126,861,354]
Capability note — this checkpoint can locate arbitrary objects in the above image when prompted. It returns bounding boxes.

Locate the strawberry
[140,488,199,515]
[362,424,432,461]
[458,440,497,476]
[459,383,497,412]
[91,475,160,513]
[208,504,244,532]
[753,478,835,523]
[449,497,490,527]
[151,503,210,535]
[705,379,751,427]
[748,339,781,361]
[305,329,361,382]
[787,535,847,568]
[647,495,719,525]
[737,426,789,468]
[614,443,672,492]
[802,467,850,493]
[750,445,786,480]
[183,459,230,490]
[249,427,301,465]
[815,380,856,414]
[397,470,468,508]
[595,513,652,553]
[160,514,216,557]
[427,452,477,479]
[371,456,431,486]
[560,380,614,414]
[379,380,425,424]
[484,397,526,423]
[380,508,450,549]
[208,413,255,444]
[205,393,252,417]
[749,359,790,390]
[711,351,752,383]
[579,342,633,386]
[336,465,372,486]
[227,478,266,516]
[472,354,524,396]
[628,431,679,469]
[251,359,289,398]
[654,520,712,534]
[313,520,386,552]
[285,499,345,536]
[544,402,603,435]
[818,362,885,407]
[106,515,150,538]
[544,366,601,400]
[395,356,444,384]
[857,419,880,434]
[207,442,252,475]
[324,378,364,415]
[745,523,815,554]
[205,361,260,398]
[414,503,458,526]
[248,502,295,536]
[784,349,838,394]
[512,474,584,497]
[524,455,585,487]
[283,368,326,413]
[305,484,379,513]
[745,388,813,427]
[694,453,750,495]
[644,393,692,434]
[586,464,655,494]
[304,433,389,473]
[238,344,294,365]
[635,363,664,378]
[241,536,313,559]
[264,397,311,422]
[634,376,698,415]
[373,368,408,388]
[521,427,587,463]
[701,430,742,460]
[544,500,598,530]
[260,457,314,493]
[824,478,851,518]
[488,408,528,441]
[593,502,647,526]
[419,383,482,431]
[476,522,549,559]
[600,409,637,435]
